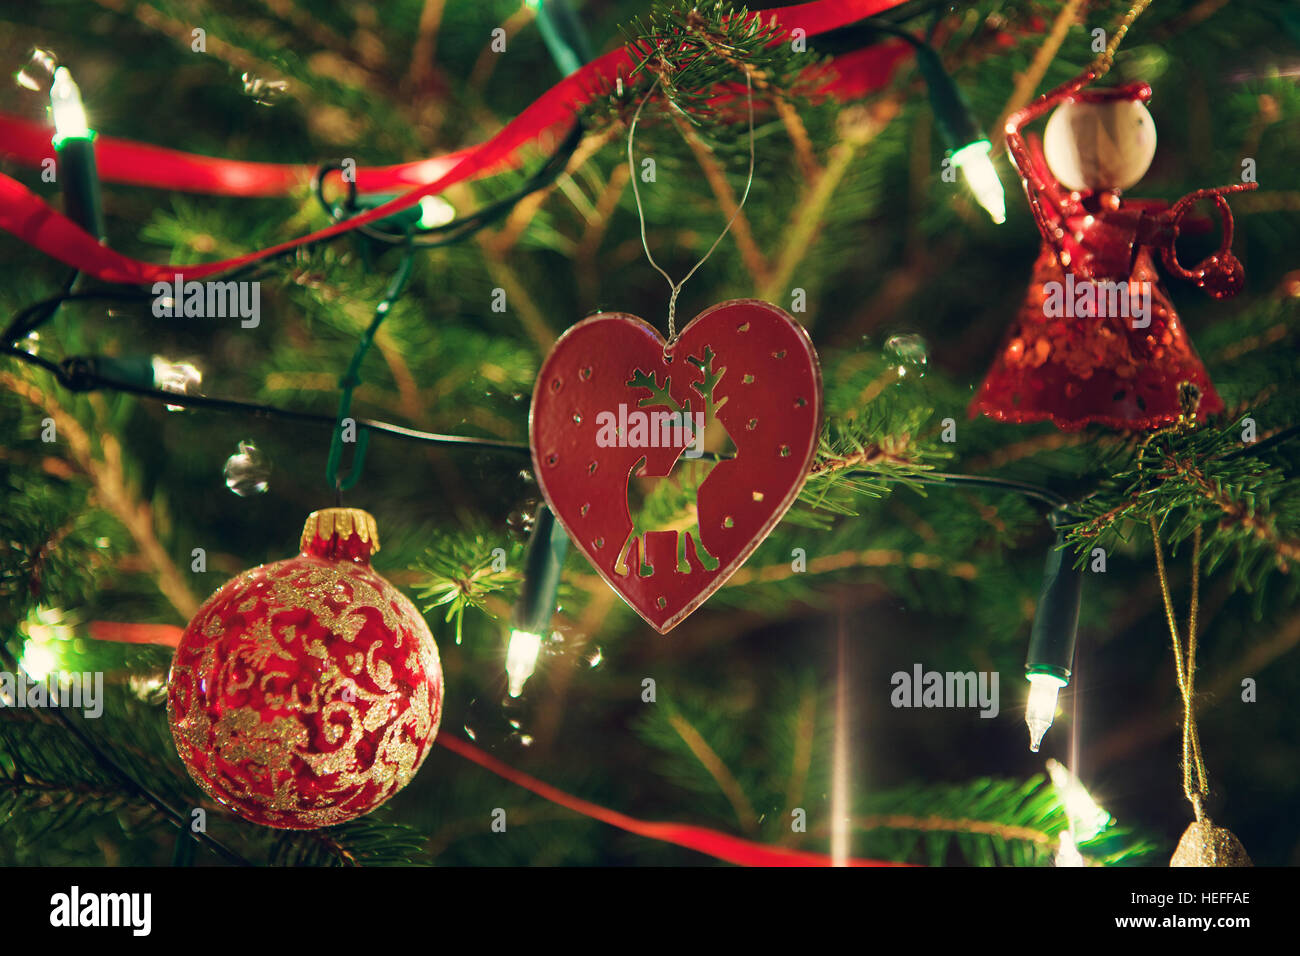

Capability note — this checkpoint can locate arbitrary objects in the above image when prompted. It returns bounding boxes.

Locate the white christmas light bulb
[1047,759,1112,841]
[152,357,202,411]
[1025,672,1066,752]
[418,195,456,229]
[1055,831,1085,867]
[951,140,1006,224]
[506,629,543,698]
[19,606,74,682]
[50,66,89,140]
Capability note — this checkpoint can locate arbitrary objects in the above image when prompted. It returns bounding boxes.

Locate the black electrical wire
[2,123,582,353]
[4,289,155,346]
[905,470,1072,511]
[4,268,88,344]
[5,339,1090,513]
[3,343,531,454]
[811,0,961,57]
[2,254,293,348]
[313,121,585,247]
[5,117,584,348]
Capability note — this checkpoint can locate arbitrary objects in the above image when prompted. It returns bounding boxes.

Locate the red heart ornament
[530,299,822,632]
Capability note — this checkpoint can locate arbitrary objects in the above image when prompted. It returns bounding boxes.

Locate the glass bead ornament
[15,47,59,94]
[884,333,929,379]
[223,440,270,496]
[240,71,289,106]
[167,508,443,829]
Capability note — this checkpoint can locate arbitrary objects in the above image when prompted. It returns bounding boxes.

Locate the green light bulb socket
[531,0,592,77]
[912,43,985,153]
[1025,531,1083,682]
[855,22,987,154]
[511,504,570,637]
[54,134,105,241]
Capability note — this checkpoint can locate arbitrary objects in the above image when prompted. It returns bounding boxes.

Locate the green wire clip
[326,237,415,493]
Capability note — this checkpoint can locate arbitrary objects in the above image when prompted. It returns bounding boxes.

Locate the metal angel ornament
[970,68,1256,430]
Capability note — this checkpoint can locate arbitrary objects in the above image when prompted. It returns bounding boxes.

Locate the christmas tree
[1,0,1297,871]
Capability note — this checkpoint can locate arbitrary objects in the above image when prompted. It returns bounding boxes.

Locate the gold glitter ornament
[1170,819,1253,867]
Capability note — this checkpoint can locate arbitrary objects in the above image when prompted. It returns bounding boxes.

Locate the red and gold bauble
[167,508,443,829]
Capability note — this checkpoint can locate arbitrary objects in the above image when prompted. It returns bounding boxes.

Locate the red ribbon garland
[87,620,903,866]
[0,111,473,196]
[436,734,906,867]
[0,0,907,284]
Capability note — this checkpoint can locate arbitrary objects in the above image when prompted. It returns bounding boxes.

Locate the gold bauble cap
[301,508,380,556]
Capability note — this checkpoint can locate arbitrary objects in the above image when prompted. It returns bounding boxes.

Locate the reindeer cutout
[530,302,823,632]
[614,347,735,578]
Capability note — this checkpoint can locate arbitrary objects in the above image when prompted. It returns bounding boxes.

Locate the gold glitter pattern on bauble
[167,537,442,830]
